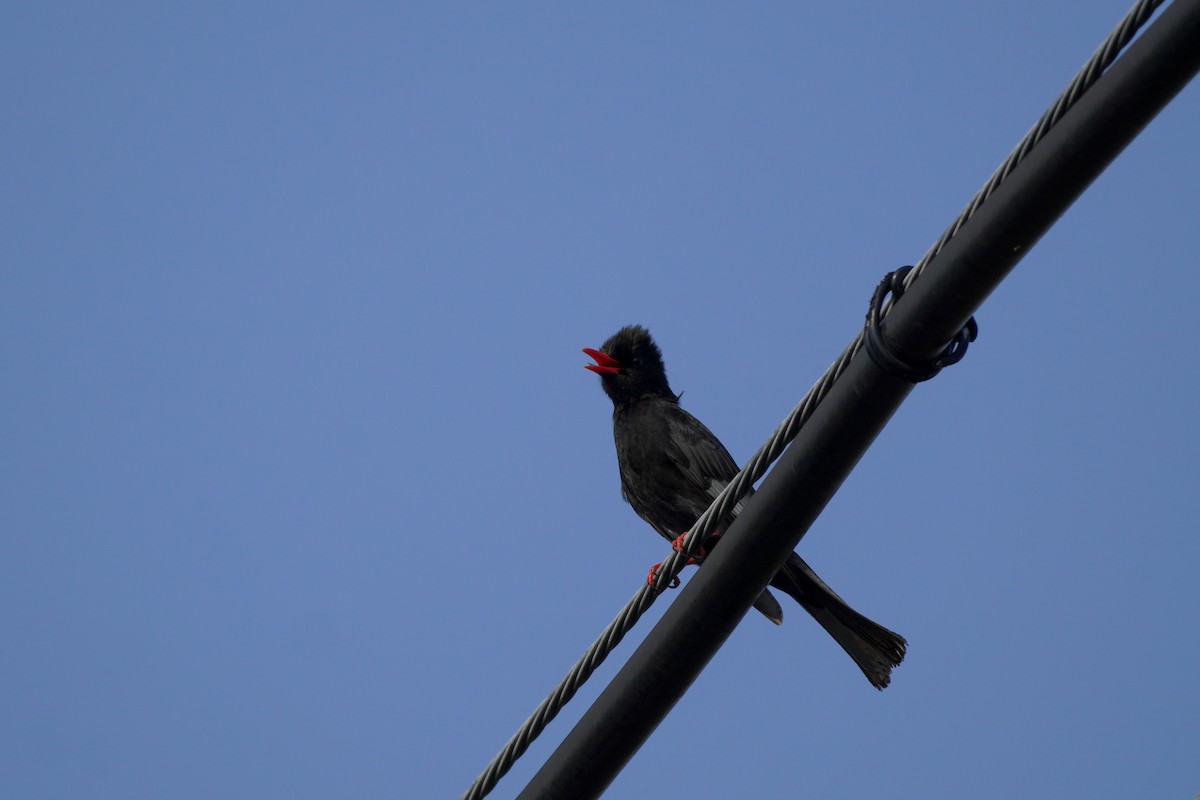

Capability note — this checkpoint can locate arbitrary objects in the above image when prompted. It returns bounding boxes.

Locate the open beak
[582,347,621,375]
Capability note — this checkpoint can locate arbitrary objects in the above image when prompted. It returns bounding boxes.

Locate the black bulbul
[584,324,905,689]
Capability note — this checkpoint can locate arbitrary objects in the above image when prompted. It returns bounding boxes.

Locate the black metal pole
[517,2,1200,798]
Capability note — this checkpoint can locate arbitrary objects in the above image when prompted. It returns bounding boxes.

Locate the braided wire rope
[461,2,1165,797]
[905,0,1165,286]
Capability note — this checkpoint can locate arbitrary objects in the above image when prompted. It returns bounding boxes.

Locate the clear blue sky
[3,3,1198,798]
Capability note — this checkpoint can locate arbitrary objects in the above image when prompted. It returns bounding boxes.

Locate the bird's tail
[770,553,906,689]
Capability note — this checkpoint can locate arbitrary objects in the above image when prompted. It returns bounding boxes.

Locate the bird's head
[583,324,677,406]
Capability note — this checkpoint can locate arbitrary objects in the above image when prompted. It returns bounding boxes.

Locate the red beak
[582,347,621,375]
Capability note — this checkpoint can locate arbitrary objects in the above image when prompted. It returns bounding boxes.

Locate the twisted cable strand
[906,0,1164,286]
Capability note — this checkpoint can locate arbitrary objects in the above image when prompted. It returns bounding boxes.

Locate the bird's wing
[661,405,751,517]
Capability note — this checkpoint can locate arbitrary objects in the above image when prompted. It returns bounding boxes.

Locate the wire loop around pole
[864,266,979,383]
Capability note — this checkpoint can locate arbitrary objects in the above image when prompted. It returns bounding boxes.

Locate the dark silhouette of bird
[584,324,905,689]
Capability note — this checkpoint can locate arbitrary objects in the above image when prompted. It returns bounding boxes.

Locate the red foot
[671,530,720,559]
[647,532,724,589]
[646,562,681,589]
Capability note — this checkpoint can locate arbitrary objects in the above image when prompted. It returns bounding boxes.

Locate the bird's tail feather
[752,589,783,625]
[770,554,906,690]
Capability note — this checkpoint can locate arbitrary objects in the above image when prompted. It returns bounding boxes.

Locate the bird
[583,324,906,689]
